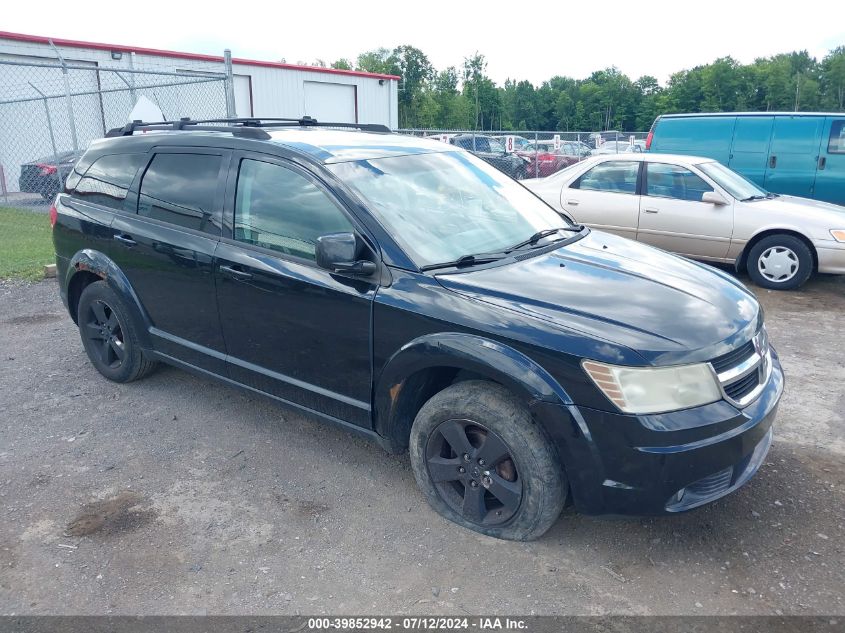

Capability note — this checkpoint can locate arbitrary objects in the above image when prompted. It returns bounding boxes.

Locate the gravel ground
[0,273,842,616]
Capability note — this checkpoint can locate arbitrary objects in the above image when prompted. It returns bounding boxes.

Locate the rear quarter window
[68,154,146,211]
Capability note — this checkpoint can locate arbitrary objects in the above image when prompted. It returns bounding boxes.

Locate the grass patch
[0,207,54,281]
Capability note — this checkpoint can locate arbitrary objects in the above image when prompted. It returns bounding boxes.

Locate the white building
[0,30,400,191]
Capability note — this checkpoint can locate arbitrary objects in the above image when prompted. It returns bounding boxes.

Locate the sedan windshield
[328,150,573,268]
[698,161,770,200]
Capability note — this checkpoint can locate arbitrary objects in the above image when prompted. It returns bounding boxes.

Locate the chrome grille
[711,329,771,408]
[711,340,755,374]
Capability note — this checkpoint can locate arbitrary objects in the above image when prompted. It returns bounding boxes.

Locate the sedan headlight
[582,360,722,414]
[830,230,845,243]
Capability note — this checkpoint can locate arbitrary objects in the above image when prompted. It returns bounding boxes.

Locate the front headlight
[830,230,845,243]
[582,360,722,414]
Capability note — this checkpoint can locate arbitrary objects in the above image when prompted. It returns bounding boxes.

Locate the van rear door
[763,116,824,198]
[813,117,845,206]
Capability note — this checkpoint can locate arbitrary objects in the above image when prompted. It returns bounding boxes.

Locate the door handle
[566,199,579,205]
[818,156,827,170]
[219,264,253,281]
[113,234,137,247]
[643,207,659,214]
[769,155,777,168]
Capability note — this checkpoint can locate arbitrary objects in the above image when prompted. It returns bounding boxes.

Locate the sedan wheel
[747,234,813,291]
[757,246,799,283]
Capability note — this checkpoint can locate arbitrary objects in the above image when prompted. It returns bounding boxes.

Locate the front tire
[746,234,813,290]
[409,380,565,541]
[77,281,157,383]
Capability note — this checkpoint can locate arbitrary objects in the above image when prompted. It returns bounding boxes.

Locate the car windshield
[328,150,573,268]
[488,138,505,152]
[697,161,769,200]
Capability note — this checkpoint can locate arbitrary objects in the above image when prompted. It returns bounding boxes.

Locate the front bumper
[532,353,784,516]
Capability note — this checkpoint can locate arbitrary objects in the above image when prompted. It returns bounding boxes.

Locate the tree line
[322,46,845,131]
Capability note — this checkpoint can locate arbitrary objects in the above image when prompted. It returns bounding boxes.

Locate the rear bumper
[532,353,783,516]
[815,241,845,275]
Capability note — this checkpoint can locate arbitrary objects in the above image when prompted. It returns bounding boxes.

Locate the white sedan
[523,153,845,290]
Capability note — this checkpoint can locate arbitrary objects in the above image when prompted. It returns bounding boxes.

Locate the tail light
[645,130,654,150]
[49,203,58,228]
[37,163,58,176]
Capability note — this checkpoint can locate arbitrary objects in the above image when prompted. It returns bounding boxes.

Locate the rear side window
[71,154,146,210]
[572,161,639,194]
[828,120,845,154]
[646,163,713,202]
[138,153,222,233]
[234,159,353,261]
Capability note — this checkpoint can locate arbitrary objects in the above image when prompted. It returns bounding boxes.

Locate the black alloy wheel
[425,418,523,526]
[83,299,127,369]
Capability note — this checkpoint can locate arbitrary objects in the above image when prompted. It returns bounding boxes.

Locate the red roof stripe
[0,30,401,81]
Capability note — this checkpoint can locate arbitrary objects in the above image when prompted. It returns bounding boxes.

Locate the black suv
[52,118,783,541]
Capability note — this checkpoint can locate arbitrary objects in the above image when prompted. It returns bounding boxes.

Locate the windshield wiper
[506,226,583,253]
[420,253,508,272]
[742,195,768,202]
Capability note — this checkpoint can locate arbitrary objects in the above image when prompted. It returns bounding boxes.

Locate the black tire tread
[77,280,158,383]
[409,380,565,541]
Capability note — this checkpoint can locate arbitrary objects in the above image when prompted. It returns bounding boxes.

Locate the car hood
[745,195,845,229]
[436,230,761,365]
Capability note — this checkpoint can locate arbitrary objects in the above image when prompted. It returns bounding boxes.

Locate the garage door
[234,75,252,117]
[303,81,356,123]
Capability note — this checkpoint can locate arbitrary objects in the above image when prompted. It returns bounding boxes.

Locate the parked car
[591,141,642,155]
[517,140,580,177]
[53,119,782,541]
[448,134,530,179]
[524,153,845,290]
[19,150,83,200]
[562,140,592,158]
[646,112,845,206]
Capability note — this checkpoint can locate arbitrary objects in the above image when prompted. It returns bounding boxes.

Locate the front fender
[374,332,573,443]
[66,249,153,348]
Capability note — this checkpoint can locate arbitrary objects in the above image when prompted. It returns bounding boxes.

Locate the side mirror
[702,191,728,206]
[315,232,377,276]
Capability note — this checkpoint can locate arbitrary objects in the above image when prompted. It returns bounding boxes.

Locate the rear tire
[409,380,565,541]
[746,234,813,290]
[77,281,157,383]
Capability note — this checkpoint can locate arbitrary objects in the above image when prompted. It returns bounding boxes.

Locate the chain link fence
[0,56,232,210]
[398,129,648,180]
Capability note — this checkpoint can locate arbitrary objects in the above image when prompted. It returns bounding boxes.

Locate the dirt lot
[0,273,843,616]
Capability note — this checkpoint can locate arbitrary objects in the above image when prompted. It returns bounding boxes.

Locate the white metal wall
[0,36,399,127]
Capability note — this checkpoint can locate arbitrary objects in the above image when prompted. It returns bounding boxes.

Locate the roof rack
[105,116,391,139]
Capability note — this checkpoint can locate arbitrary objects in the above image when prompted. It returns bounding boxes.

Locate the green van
[646,112,845,206]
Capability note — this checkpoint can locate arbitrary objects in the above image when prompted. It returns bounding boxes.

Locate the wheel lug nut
[470,480,478,488]
[458,466,465,474]
[478,458,486,466]
[462,453,471,462]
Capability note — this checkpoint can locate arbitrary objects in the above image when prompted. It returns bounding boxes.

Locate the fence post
[534,131,539,178]
[29,83,62,193]
[223,49,236,118]
[127,52,138,105]
[49,39,78,151]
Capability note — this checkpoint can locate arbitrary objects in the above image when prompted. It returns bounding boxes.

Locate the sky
[3,0,844,86]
